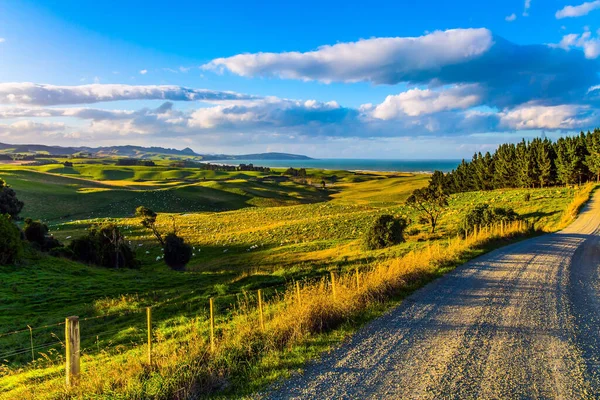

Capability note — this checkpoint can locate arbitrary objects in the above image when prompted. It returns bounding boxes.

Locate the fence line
[1,220,532,390]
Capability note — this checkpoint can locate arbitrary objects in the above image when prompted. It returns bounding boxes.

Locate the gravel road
[266,192,600,399]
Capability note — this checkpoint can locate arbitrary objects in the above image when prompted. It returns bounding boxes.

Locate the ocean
[210,159,462,173]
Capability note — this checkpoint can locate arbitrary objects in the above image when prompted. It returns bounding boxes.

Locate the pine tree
[585,129,600,182]
[515,139,535,188]
[493,143,516,189]
[535,137,554,188]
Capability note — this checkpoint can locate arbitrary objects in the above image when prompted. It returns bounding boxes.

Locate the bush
[69,236,97,264]
[524,192,531,202]
[461,204,520,233]
[163,233,192,271]
[0,179,24,219]
[42,236,63,252]
[364,215,408,250]
[24,218,63,252]
[24,218,48,246]
[0,214,23,265]
[69,224,139,269]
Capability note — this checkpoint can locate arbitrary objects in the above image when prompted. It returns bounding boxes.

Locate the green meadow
[0,158,585,398]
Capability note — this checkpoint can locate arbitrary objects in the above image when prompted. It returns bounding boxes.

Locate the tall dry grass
[557,183,598,229]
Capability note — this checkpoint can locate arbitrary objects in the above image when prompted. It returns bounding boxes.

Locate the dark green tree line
[434,128,600,194]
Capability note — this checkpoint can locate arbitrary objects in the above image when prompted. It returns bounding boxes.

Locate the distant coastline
[208,159,462,173]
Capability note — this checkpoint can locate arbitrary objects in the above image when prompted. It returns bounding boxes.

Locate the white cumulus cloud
[551,31,600,58]
[505,13,517,22]
[556,0,600,18]
[499,103,595,130]
[371,85,482,119]
[139,69,148,75]
[203,28,494,84]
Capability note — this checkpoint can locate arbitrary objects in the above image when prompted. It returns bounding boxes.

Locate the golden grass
[557,183,598,229]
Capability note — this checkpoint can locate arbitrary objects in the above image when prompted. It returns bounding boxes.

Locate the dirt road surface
[267,192,600,399]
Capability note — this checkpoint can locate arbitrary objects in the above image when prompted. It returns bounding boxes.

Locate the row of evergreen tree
[431,128,600,194]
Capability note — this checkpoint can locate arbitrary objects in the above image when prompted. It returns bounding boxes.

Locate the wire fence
[0,220,534,391]
[0,278,291,370]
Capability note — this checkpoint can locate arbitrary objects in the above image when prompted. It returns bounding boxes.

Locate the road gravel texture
[266,192,600,399]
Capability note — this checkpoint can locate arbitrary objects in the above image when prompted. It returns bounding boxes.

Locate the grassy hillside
[0,159,591,399]
[0,165,335,221]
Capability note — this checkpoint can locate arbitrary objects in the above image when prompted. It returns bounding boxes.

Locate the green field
[0,159,586,399]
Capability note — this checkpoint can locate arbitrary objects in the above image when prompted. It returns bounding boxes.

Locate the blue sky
[0,0,599,158]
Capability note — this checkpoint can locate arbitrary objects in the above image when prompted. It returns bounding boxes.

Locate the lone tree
[406,184,449,233]
[0,178,24,219]
[136,206,164,245]
[136,206,193,270]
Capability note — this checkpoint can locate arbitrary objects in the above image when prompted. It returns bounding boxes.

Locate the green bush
[524,193,531,202]
[364,215,408,250]
[0,179,23,219]
[24,218,63,251]
[69,224,139,269]
[24,218,48,246]
[0,214,23,265]
[164,233,192,271]
[461,204,520,233]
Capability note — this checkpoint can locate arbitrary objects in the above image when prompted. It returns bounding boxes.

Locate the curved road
[267,192,600,399]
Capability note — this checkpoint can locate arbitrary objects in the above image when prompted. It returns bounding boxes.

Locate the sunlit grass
[0,159,595,399]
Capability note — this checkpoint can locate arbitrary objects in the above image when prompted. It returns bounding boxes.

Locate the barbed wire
[0,321,66,338]
[0,340,62,360]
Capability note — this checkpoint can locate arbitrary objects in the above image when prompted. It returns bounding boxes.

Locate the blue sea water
[211,159,461,173]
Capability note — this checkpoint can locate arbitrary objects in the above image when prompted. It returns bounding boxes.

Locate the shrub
[24,218,63,252]
[461,204,520,233]
[69,224,139,269]
[524,192,531,202]
[24,218,48,246]
[42,236,63,252]
[364,215,408,250]
[0,214,23,265]
[0,179,24,219]
[163,233,192,271]
[69,236,97,264]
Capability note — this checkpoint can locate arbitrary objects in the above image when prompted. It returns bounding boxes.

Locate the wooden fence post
[258,289,265,331]
[330,271,337,300]
[295,281,301,306]
[65,316,80,388]
[27,325,34,362]
[209,298,215,352]
[146,307,152,366]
